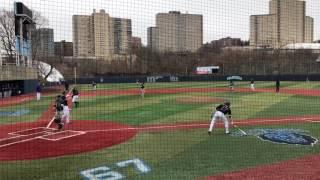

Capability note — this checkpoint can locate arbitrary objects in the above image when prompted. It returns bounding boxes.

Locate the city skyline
[250,0,314,48]
[1,0,320,45]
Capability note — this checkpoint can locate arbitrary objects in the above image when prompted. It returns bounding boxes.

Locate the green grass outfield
[0,81,320,179]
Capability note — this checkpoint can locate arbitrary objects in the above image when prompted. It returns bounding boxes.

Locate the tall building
[113,18,132,54]
[148,11,203,53]
[72,9,132,59]
[31,28,54,58]
[305,16,314,43]
[91,9,114,58]
[250,0,314,48]
[250,14,277,47]
[147,27,159,51]
[54,40,73,57]
[73,15,92,57]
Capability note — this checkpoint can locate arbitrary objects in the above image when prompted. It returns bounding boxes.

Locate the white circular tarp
[38,61,64,82]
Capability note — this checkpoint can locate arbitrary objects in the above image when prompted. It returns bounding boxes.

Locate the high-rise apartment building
[148,11,203,52]
[73,15,92,57]
[250,15,277,47]
[113,18,132,54]
[31,28,54,58]
[72,9,132,58]
[305,16,314,43]
[147,27,159,51]
[250,0,314,48]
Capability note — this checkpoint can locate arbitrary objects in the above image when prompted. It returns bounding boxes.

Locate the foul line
[0,116,318,148]
[84,117,320,133]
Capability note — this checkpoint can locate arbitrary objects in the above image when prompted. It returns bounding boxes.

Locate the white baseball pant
[208,111,229,134]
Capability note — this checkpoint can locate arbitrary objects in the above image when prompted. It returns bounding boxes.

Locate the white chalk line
[8,127,55,136]
[0,137,40,148]
[0,117,319,148]
[85,117,320,133]
[233,124,247,136]
[0,129,84,148]
[39,130,86,141]
[1,131,54,143]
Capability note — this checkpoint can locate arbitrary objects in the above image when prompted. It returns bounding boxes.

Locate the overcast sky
[1,0,319,44]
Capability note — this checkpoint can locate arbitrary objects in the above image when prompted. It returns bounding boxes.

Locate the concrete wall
[0,66,38,81]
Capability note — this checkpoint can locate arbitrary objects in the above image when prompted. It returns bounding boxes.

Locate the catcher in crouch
[53,95,65,130]
[208,102,232,135]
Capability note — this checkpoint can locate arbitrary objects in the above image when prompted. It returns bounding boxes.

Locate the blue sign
[231,129,318,146]
[259,132,317,146]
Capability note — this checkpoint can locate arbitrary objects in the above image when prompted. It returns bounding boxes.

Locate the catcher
[53,95,64,130]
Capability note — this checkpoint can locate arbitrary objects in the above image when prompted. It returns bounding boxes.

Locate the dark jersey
[55,100,63,111]
[65,82,69,91]
[72,89,79,95]
[61,95,68,106]
[140,83,145,89]
[276,80,280,87]
[36,85,41,93]
[216,104,231,115]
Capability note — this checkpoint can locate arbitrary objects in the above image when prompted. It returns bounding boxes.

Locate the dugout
[0,80,38,98]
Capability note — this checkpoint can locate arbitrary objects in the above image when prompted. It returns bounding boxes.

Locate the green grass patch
[0,97,52,125]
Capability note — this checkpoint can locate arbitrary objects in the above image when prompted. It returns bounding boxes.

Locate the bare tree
[0,10,15,62]
[0,9,48,61]
[30,11,49,61]
[0,9,55,81]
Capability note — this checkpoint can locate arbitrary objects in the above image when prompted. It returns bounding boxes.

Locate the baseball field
[0,81,320,179]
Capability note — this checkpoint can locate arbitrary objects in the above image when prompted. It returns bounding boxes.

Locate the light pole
[74,62,78,85]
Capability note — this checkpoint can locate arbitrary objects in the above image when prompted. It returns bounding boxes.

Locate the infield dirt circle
[0,120,138,161]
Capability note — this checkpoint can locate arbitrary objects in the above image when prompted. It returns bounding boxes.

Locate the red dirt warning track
[0,120,137,161]
[205,154,320,180]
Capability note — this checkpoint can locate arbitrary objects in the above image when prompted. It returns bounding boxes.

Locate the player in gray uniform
[208,102,232,135]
